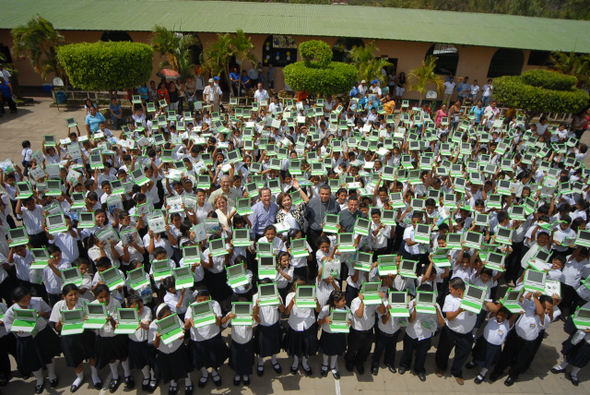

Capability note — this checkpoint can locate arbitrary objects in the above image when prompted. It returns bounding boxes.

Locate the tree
[202,33,235,88]
[550,51,590,88]
[232,29,257,98]
[57,42,153,92]
[11,15,66,82]
[283,40,357,96]
[493,69,589,122]
[407,55,444,106]
[150,25,200,80]
[348,42,392,86]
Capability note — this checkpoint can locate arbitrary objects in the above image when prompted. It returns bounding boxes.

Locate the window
[332,38,364,63]
[425,44,459,75]
[487,48,524,78]
[0,45,12,63]
[100,31,133,42]
[527,50,551,66]
[188,34,203,66]
[262,35,297,68]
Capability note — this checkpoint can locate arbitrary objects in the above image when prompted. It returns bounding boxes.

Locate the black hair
[93,284,110,297]
[11,286,31,302]
[449,277,466,291]
[62,283,79,296]
[316,236,331,248]
[95,257,112,269]
[47,244,61,255]
[327,290,345,309]
[162,276,176,290]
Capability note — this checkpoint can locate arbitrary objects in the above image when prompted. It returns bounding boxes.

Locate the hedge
[520,69,578,91]
[58,41,154,91]
[299,40,333,68]
[283,61,357,96]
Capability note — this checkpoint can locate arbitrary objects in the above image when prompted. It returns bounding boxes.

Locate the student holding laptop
[3,286,61,393]
[317,290,349,379]
[125,294,156,392]
[253,278,285,377]
[149,303,193,395]
[49,284,101,391]
[221,298,256,387]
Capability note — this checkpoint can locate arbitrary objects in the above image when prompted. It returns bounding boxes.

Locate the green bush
[299,40,333,68]
[520,69,578,91]
[283,61,357,96]
[494,74,588,116]
[58,41,154,91]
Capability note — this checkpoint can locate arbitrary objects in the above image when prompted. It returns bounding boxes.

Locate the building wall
[0,28,541,101]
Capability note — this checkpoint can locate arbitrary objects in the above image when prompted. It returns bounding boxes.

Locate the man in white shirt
[369,79,382,99]
[253,83,269,103]
[482,79,493,107]
[442,77,456,107]
[203,78,222,112]
[358,80,368,98]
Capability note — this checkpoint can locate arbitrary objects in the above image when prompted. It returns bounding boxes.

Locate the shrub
[520,69,577,91]
[58,41,154,91]
[299,40,333,68]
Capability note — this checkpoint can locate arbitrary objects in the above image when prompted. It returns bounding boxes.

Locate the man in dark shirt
[339,196,364,233]
[304,184,340,278]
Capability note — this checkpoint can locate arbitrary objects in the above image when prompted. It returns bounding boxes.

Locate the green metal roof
[2,0,590,52]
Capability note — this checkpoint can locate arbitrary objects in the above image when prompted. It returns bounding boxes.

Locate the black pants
[344,328,374,366]
[435,326,473,378]
[559,284,581,317]
[399,334,431,374]
[0,333,17,380]
[505,241,524,284]
[0,96,16,113]
[306,228,322,279]
[371,329,400,368]
[492,331,538,379]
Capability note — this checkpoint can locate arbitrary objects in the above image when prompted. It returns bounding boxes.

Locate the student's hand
[229,313,236,320]
[358,293,364,301]
[325,316,332,325]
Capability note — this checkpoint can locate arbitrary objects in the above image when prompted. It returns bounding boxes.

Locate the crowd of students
[0,89,589,395]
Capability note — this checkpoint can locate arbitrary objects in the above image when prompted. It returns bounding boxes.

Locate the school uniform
[252,293,283,357]
[491,296,550,380]
[471,316,511,370]
[0,302,17,381]
[185,299,228,370]
[227,316,256,375]
[202,248,233,303]
[3,297,61,375]
[561,330,590,370]
[276,264,294,302]
[435,294,477,378]
[400,302,440,374]
[92,298,129,370]
[344,296,378,368]
[290,240,311,279]
[178,256,206,289]
[164,290,188,320]
[127,307,154,370]
[372,299,402,369]
[147,321,192,384]
[284,292,318,358]
[49,300,96,368]
[318,305,348,356]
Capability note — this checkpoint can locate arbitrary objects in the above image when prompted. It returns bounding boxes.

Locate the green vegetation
[494,69,589,122]
[347,42,392,86]
[407,55,444,106]
[58,42,153,91]
[283,40,357,95]
[151,25,200,81]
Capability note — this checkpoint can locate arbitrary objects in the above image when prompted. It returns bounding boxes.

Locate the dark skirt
[255,322,283,357]
[204,270,233,304]
[471,337,501,369]
[15,326,61,374]
[230,338,255,375]
[319,331,347,356]
[61,329,96,368]
[128,339,155,370]
[188,334,229,370]
[283,324,318,358]
[94,334,129,370]
[563,337,590,368]
[155,344,193,384]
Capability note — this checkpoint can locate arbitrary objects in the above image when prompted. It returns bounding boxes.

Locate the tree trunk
[10,75,22,99]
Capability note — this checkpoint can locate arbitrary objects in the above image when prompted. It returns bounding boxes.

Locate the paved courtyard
[0,95,589,394]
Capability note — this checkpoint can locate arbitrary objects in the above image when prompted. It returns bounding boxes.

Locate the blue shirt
[457,82,470,97]
[229,72,239,86]
[137,85,149,100]
[248,201,279,237]
[241,75,250,85]
[471,105,485,124]
[85,113,106,132]
[349,87,359,98]
[109,102,122,116]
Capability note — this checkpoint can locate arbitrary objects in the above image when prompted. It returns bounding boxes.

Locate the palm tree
[231,29,257,98]
[11,15,66,82]
[202,33,235,88]
[408,55,445,106]
[151,25,200,79]
[348,42,392,86]
[550,51,590,88]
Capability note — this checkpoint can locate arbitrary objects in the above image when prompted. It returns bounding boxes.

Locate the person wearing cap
[358,80,368,98]
[349,82,359,98]
[370,79,382,99]
[203,77,222,112]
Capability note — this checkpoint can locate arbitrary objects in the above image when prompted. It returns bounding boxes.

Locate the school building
[1,0,590,100]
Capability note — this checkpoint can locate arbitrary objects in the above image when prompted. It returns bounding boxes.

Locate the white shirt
[350,297,378,331]
[443,294,476,334]
[94,298,121,337]
[254,89,269,103]
[405,302,440,341]
[129,307,152,342]
[49,299,84,324]
[252,293,282,326]
[186,299,222,341]
[514,296,549,341]
[3,297,51,337]
[286,292,316,331]
[443,81,456,95]
[483,316,512,345]
[21,204,44,235]
[148,320,183,354]
[377,304,402,334]
[164,290,188,315]
[403,227,420,255]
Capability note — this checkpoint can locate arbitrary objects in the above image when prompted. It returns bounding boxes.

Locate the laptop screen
[128,268,144,283]
[17,183,30,192]
[363,283,379,293]
[357,253,371,265]
[259,285,275,297]
[234,229,248,241]
[227,264,243,277]
[192,302,211,316]
[488,253,503,264]
[497,228,511,238]
[476,214,487,223]
[237,199,249,209]
[48,215,63,226]
[536,250,550,262]
[87,304,105,315]
[401,261,415,271]
[291,239,305,250]
[418,293,434,304]
[62,310,81,321]
[512,207,524,216]
[580,231,590,241]
[416,224,429,234]
[153,261,169,272]
[210,239,225,251]
[331,311,348,322]
[466,287,484,300]
[527,270,545,283]
[339,234,353,244]
[447,234,461,244]
[102,268,119,282]
[390,293,406,304]
[31,249,48,259]
[234,304,251,315]
[466,232,480,243]
[158,315,177,331]
[258,243,272,253]
[80,213,94,222]
[356,218,370,229]
[505,291,520,303]
[63,269,79,279]
[577,309,590,320]
[111,180,122,189]
[325,215,338,225]
[131,169,144,179]
[90,154,102,163]
[298,287,314,298]
[47,180,60,189]
[16,310,36,319]
[119,310,137,320]
[380,256,395,265]
[72,193,84,202]
[260,257,274,268]
[175,267,191,277]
